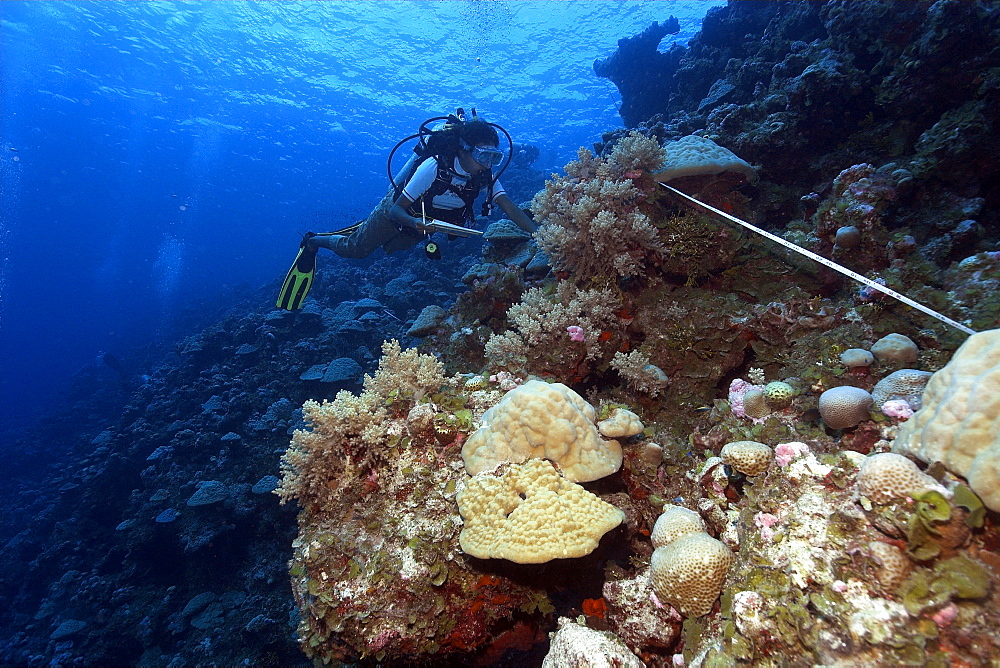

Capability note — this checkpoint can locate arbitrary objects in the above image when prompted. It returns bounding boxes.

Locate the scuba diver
[277,109,537,310]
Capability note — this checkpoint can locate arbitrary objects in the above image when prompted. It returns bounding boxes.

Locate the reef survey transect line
[660,182,977,336]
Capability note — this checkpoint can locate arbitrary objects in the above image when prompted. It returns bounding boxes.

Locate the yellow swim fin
[276,237,319,311]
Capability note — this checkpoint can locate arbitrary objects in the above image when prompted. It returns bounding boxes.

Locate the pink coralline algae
[566,325,586,342]
[932,602,959,628]
[774,442,809,467]
[857,276,887,302]
[754,512,780,528]
[728,378,764,419]
[754,512,780,541]
[881,399,914,421]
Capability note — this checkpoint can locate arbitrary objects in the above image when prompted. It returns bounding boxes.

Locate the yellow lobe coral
[456,459,625,564]
[462,380,623,483]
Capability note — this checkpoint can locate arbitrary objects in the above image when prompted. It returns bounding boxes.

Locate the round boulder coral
[868,541,913,592]
[840,348,874,368]
[651,505,705,549]
[742,389,770,419]
[871,333,919,364]
[763,381,796,409]
[856,452,940,504]
[650,533,734,617]
[721,441,773,476]
[596,408,644,439]
[818,386,874,429]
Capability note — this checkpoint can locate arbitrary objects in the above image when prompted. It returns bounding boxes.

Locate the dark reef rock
[594,18,682,128]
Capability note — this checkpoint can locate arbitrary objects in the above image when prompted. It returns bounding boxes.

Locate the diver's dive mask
[464,142,504,168]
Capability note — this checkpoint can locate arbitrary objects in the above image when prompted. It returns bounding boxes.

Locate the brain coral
[462,380,623,483]
[868,541,913,592]
[763,381,796,409]
[456,459,625,564]
[856,453,941,504]
[871,369,933,409]
[870,333,919,364]
[721,441,774,476]
[650,533,734,617]
[892,328,1000,511]
[818,386,874,429]
[742,389,770,419]
[651,505,705,549]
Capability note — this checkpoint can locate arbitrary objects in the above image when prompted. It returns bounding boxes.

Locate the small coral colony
[273,126,1000,666]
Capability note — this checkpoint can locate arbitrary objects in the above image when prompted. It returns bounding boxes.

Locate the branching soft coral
[533,132,667,283]
[484,283,624,378]
[363,339,448,401]
[611,349,670,397]
[276,340,450,511]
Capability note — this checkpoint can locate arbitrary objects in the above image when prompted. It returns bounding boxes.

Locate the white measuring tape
[659,182,976,336]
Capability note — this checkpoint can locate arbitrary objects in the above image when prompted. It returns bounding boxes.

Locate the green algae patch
[899,555,990,615]
[952,483,985,529]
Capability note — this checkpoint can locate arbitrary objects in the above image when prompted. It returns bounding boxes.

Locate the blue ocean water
[0,0,723,442]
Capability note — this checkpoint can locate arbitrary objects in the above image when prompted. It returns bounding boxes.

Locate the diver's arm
[495,193,537,234]
[390,195,427,232]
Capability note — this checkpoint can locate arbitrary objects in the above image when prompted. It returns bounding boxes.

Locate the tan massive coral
[456,459,625,564]
[651,135,756,183]
[892,328,1000,511]
[462,380,623,483]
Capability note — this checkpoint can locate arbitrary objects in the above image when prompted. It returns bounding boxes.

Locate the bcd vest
[405,158,494,226]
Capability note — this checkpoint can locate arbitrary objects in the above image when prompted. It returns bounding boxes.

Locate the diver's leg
[317,196,396,259]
